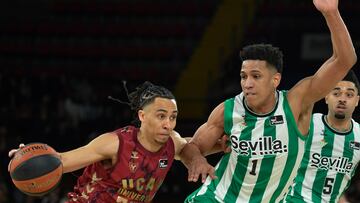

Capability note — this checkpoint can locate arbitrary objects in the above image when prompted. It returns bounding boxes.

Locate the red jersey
[66,126,175,203]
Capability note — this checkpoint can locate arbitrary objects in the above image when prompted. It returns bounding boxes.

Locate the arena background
[0,0,360,202]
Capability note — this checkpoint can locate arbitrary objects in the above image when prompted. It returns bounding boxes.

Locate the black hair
[122,81,175,126]
[343,70,360,95]
[128,81,175,111]
[240,43,283,73]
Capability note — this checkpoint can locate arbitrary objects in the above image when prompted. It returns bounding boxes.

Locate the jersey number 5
[323,177,335,195]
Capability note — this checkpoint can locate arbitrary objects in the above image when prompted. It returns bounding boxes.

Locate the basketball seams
[11,154,62,181]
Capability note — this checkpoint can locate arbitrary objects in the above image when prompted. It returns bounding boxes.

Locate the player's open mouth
[245,93,255,96]
[337,105,346,109]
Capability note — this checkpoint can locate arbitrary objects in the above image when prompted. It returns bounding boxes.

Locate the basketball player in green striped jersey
[282,71,360,203]
[181,0,357,202]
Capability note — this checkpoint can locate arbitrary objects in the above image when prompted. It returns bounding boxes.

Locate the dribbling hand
[8,143,25,171]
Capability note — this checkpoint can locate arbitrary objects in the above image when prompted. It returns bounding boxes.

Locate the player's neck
[325,114,352,133]
[137,130,162,153]
[246,91,277,115]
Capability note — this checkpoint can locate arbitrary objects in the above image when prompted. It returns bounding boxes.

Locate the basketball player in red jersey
[8,81,223,203]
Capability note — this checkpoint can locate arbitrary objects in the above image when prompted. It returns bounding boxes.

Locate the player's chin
[245,97,259,108]
[156,135,170,144]
[334,112,346,120]
[245,94,258,102]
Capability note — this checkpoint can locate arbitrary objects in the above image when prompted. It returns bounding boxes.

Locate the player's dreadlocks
[109,81,175,126]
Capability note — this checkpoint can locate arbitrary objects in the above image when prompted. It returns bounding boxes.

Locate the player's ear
[273,72,281,88]
[355,95,359,107]
[325,95,330,104]
[138,110,145,122]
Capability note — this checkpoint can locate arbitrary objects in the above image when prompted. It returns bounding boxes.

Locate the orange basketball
[9,143,63,196]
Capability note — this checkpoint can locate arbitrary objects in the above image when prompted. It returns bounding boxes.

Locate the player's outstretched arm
[59,132,119,173]
[288,0,357,130]
[291,0,357,105]
[7,134,119,174]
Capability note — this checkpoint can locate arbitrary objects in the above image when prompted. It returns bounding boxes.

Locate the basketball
[9,143,63,196]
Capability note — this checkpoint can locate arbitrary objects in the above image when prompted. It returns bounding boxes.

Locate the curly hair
[240,43,283,73]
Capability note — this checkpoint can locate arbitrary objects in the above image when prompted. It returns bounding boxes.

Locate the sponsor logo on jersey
[320,138,327,147]
[350,141,360,150]
[320,130,326,136]
[230,135,288,156]
[269,115,284,125]
[238,114,247,131]
[121,126,131,133]
[158,159,168,169]
[131,151,139,159]
[129,161,137,173]
[129,151,139,173]
[310,152,353,174]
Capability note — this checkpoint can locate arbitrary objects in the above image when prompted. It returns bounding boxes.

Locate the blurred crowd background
[1,0,360,202]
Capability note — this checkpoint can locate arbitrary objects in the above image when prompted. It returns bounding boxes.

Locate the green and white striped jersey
[185,91,306,203]
[283,113,360,203]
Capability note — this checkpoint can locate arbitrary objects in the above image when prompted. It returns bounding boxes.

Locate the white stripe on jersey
[217,96,246,201]
[336,121,360,202]
[275,139,305,203]
[321,134,345,203]
[301,114,325,202]
[215,150,238,200]
[236,117,262,203]
[265,95,289,203]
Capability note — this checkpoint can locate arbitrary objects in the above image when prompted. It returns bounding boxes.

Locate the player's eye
[347,92,354,98]
[253,74,261,79]
[157,114,166,119]
[170,115,177,121]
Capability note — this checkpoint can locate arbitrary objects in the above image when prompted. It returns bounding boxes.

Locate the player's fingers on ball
[19,143,25,148]
[8,149,18,157]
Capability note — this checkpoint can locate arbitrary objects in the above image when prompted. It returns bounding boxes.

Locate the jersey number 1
[249,160,258,175]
